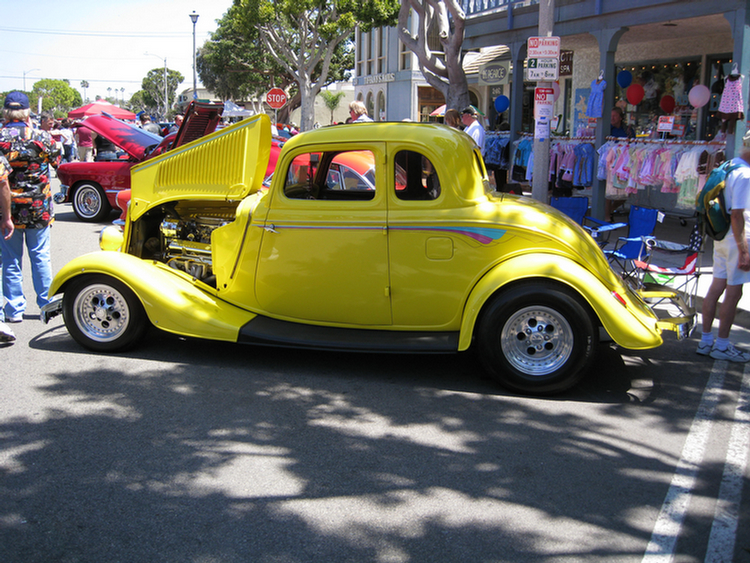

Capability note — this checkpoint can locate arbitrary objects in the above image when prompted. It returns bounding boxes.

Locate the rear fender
[50,252,256,342]
[459,254,663,351]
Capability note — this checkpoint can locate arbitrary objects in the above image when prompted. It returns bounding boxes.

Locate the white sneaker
[710,343,750,362]
[696,341,713,356]
[0,321,16,343]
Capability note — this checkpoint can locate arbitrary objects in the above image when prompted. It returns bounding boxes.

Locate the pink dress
[718,76,744,114]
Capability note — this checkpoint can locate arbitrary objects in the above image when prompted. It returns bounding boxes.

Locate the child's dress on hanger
[718,74,744,134]
[587,79,606,118]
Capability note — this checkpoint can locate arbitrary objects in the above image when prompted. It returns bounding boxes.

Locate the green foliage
[141,68,184,115]
[28,79,82,116]
[320,90,346,124]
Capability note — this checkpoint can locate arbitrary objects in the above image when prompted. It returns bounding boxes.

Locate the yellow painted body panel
[50,252,256,341]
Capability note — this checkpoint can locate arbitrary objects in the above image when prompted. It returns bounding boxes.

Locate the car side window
[284,150,376,201]
[394,150,441,200]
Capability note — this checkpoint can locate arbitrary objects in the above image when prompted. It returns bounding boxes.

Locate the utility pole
[531,0,555,202]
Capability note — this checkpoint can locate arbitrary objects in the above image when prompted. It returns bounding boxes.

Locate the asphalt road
[0,191,748,563]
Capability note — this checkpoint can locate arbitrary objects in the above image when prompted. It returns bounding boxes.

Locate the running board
[238,316,459,353]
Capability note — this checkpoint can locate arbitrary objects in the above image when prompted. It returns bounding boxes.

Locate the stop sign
[266,88,287,109]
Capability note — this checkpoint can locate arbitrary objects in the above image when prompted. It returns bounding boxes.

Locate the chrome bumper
[639,283,696,340]
[53,184,69,204]
[41,295,63,324]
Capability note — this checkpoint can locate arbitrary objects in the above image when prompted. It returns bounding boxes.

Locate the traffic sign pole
[531,0,555,203]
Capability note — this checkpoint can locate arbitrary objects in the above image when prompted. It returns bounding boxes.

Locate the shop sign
[527,36,560,58]
[527,58,559,81]
[657,115,675,133]
[479,60,510,86]
[490,86,504,98]
[559,50,573,77]
[362,73,396,85]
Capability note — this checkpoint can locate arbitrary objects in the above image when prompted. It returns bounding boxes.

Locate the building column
[589,27,628,220]
[725,5,750,158]
[508,40,528,167]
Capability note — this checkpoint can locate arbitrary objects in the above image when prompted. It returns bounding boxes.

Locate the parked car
[55,101,224,222]
[42,115,694,395]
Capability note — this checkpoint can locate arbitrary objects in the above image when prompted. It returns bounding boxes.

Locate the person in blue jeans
[0,92,59,330]
[0,159,15,342]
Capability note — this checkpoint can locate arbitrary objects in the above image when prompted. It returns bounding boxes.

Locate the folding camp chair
[632,223,704,309]
[549,196,626,247]
[604,205,660,278]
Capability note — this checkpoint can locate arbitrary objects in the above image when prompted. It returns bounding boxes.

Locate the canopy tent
[223,100,254,117]
[68,101,136,120]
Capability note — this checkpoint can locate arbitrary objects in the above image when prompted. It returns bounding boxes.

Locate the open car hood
[76,114,162,160]
[172,101,224,148]
[129,113,272,220]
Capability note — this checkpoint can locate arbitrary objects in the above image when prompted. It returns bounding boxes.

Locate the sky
[0,0,235,105]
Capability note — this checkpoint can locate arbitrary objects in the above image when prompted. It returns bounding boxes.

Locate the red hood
[73,101,224,162]
[75,114,161,160]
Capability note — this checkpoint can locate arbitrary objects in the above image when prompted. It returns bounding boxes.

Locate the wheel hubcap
[500,305,573,376]
[72,284,130,342]
[75,187,101,218]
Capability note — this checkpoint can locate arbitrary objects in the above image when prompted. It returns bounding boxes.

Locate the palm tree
[321,90,346,125]
[107,87,112,102]
[80,80,89,103]
[120,87,125,104]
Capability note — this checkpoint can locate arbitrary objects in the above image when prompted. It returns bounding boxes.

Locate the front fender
[458,253,663,351]
[50,252,257,342]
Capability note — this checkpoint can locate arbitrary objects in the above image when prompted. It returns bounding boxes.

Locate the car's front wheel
[72,182,112,222]
[63,275,147,352]
[477,281,598,395]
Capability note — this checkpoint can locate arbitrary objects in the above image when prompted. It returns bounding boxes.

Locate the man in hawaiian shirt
[0,91,59,330]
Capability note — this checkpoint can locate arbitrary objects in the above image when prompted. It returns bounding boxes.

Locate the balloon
[617,70,632,89]
[688,84,711,108]
[660,95,676,114]
[551,82,560,102]
[627,84,645,105]
[494,95,510,113]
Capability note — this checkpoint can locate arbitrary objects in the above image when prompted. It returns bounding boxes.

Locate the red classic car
[55,101,224,222]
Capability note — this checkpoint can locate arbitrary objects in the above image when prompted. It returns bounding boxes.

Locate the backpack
[695,160,746,241]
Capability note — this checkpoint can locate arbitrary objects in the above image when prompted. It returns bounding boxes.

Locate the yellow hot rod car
[42,114,693,394]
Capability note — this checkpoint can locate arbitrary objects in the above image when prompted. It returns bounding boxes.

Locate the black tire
[72,182,112,222]
[62,275,147,352]
[477,281,598,395]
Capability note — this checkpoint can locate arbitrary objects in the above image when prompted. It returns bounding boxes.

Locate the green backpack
[696,160,745,241]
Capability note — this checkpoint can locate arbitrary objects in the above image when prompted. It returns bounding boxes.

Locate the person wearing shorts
[698,149,750,361]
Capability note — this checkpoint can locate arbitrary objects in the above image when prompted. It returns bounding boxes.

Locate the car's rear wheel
[63,275,147,352]
[477,281,598,395]
[72,182,111,222]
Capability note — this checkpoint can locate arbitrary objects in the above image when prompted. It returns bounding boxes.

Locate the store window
[366,92,374,119]
[377,91,386,122]
[614,59,702,140]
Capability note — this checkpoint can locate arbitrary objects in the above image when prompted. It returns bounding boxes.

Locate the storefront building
[462,0,750,216]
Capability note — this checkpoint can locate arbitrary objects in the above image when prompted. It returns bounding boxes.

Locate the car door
[255,144,391,326]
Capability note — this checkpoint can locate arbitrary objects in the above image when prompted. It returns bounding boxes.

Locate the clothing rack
[604,136,725,146]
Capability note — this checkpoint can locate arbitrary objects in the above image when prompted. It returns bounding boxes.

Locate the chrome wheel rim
[500,305,573,376]
[72,284,131,343]
[74,186,102,218]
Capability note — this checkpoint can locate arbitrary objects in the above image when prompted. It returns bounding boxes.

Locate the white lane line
[642,362,726,563]
[704,364,750,563]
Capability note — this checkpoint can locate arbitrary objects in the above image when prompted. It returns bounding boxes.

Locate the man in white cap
[461,106,485,151]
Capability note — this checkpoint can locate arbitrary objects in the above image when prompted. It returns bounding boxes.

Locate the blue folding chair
[549,196,626,246]
[604,205,660,278]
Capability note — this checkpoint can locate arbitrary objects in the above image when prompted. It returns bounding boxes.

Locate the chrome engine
[159,216,228,281]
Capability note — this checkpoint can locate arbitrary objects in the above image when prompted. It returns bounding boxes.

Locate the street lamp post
[190,11,199,100]
[145,52,168,119]
[23,68,40,91]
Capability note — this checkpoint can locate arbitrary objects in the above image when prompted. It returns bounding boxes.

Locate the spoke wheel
[63,275,147,352]
[72,183,111,222]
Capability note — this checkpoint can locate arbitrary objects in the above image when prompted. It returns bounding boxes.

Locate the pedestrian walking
[698,141,750,362]
[0,92,59,328]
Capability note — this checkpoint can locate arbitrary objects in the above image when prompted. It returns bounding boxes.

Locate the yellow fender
[459,253,663,351]
[50,252,257,342]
